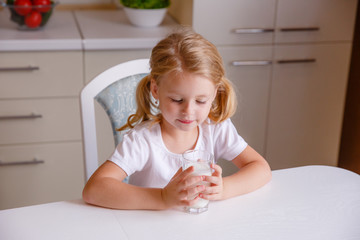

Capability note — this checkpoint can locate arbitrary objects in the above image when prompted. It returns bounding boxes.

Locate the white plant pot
[123,7,168,28]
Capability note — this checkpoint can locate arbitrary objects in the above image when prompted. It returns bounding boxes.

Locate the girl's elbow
[82,184,96,205]
[263,161,272,183]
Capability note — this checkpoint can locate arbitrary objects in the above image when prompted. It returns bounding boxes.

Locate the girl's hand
[200,164,224,201]
[161,167,206,209]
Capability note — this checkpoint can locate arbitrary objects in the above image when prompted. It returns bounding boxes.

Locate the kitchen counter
[0,9,180,52]
[0,10,82,51]
[75,10,179,50]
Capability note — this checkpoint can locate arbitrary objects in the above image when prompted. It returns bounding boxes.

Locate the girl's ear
[150,78,159,100]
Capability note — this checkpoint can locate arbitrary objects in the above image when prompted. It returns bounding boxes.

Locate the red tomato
[33,0,51,13]
[14,0,32,16]
[25,11,42,28]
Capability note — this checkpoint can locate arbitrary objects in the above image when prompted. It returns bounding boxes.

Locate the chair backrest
[80,59,150,180]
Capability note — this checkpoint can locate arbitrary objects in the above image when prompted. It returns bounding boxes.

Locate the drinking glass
[182,149,214,214]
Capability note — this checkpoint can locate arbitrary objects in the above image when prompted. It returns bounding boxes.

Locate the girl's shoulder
[200,118,239,141]
[201,118,233,131]
[124,120,160,140]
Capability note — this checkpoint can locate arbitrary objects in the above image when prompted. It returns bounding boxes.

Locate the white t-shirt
[109,118,248,188]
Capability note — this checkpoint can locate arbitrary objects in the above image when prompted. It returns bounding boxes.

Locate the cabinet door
[219,46,273,156]
[276,0,358,43]
[0,98,81,145]
[266,43,352,169]
[193,0,276,45]
[0,142,84,210]
[0,51,83,99]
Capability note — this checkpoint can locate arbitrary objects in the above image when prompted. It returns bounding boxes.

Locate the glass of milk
[182,150,214,214]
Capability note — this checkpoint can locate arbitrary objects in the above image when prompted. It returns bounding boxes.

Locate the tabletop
[0,165,359,240]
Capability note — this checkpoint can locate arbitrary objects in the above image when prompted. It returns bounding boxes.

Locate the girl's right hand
[161,167,206,209]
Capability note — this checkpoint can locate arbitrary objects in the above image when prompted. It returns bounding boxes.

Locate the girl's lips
[178,119,194,124]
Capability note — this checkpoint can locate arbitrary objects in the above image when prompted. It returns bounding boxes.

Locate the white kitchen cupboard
[0,51,85,210]
[169,0,358,171]
[217,46,273,156]
[267,43,352,169]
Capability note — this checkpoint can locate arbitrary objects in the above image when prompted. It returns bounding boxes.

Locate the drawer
[0,142,84,210]
[0,98,81,145]
[0,51,83,99]
[218,46,273,156]
[275,0,358,43]
[192,0,276,45]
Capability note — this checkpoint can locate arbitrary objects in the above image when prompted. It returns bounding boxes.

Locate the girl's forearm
[83,178,167,210]
[221,160,271,200]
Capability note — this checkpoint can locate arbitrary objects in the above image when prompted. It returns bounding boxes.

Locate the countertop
[75,10,179,50]
[0,9,180,52]
[0,10,82,51]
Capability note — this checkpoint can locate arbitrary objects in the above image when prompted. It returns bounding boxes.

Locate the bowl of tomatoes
[1,0,58,30]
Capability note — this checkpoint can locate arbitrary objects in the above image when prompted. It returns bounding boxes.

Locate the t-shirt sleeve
[108,130,148,176]
[213,118,248,161]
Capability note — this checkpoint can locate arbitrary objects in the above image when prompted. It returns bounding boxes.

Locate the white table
[1,166,359,240]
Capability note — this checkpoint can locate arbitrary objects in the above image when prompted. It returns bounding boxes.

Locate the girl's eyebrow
[168,92,210,98]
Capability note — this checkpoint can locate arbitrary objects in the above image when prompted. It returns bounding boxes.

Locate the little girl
[82,28,271,210]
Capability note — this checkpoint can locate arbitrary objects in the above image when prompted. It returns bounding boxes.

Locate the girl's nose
[182,101,194,115]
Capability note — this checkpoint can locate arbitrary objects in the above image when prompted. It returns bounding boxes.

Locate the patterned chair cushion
[95,73,148,146]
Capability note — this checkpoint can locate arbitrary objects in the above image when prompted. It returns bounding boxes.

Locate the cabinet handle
[0,66,40,72]
[0,113,43,120]
[279,27,320,32]
[0,158,44,166]
[232,28,274,34]
[231,60,272,66]
[277,59,316,64]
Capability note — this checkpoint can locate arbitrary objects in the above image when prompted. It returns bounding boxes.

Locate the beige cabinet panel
[0,51,83,99]
[266,43,352,169]
[276,0,358,43]
[0,142,84,210]
[84,50,151,83]
[219,46,273,156]
[0,98,81,145]
[192,0,276,45]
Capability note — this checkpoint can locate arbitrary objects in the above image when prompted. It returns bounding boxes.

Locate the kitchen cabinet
[267,43,352,169]
[0,12,85,210]
[218,46,273,156]
[170,0,358,171]
[0,52,85,210]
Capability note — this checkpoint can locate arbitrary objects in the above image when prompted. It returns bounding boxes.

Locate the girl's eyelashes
[196,100,207,104]
[170,98,183,103]
[170,97,207,104]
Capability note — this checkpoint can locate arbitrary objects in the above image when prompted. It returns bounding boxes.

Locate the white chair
[80,59,150,180]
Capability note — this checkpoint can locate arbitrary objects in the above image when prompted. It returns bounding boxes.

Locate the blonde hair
[118,28,237,131]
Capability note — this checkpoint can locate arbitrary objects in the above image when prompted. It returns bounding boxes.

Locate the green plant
[120,0,170,9]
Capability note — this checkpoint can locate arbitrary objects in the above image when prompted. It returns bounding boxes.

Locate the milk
[187,162,212,208]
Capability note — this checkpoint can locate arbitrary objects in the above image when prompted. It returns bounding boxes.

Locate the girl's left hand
[200,164,224,201]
